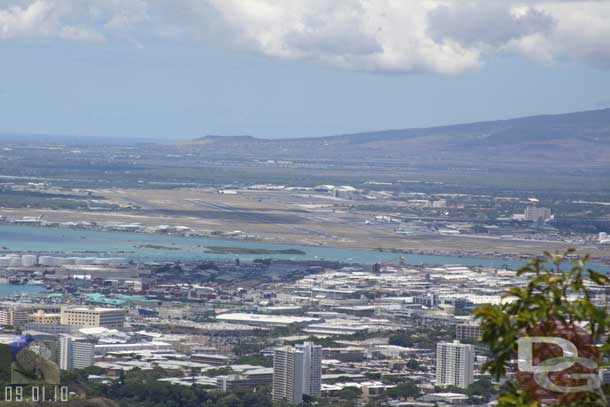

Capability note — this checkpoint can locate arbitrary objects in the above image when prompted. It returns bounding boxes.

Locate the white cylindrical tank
[8,255,21,267]
[21,255,37,267]
[38,256,53,266]
[39,256,65,266]
[54,257,69,266]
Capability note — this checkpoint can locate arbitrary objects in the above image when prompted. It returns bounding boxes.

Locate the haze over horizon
[1,0,610,139]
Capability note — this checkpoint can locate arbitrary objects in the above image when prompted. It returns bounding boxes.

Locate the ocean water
[0,224,607,272]
[0,284,45,297]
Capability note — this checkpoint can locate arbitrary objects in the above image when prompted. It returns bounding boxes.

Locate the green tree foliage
[289,336,340,348]
[386,381,421,399]
[62,368,273,407]
[387,326,453,349]
[60,366,106,384]
[204,367,234,377]
[388,332,413,348]
[335,386,362,400]
[405,358,422,371]
[232,341,265,357]
[325,376,360,385]
[474,250,610,407]
[466,378,495,404]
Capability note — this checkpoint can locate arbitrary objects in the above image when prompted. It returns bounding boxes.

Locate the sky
[1,0,610,140]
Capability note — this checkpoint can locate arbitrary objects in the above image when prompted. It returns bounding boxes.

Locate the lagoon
[0,284,46,297]
[0,224,606,272]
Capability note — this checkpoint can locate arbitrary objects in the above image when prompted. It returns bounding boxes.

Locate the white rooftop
[216,313,319,324]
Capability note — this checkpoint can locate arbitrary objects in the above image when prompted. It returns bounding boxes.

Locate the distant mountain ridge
[0,108,608,191]
[0,132,158,145]
[190,135,257,144]
[183,108,610,165]
[187,107,610,144]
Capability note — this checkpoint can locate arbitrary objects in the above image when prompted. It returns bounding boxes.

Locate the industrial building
[215,313,320,328]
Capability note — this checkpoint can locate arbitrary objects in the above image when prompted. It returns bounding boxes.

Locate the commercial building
[272,346,304,403]
[0,307,30,327]
[31,310,61,325]
[322,346,366,362]
[302,321,369,336]
[23,323,81,335]
[432,199,448,208]
[191,353,232,366]
[60,307,126,329]
[94,342,173,355]
[219,368,273,392]
[311,288,358,300]
[455,322,482,342]
[296,342,321,398]
[272,342,321,404]
[59,336,95,370]
[524,206,551,222]
[436,340,475,389]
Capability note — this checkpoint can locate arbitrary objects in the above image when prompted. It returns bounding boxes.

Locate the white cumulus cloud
[1,0,610,74]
